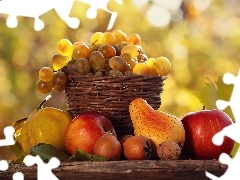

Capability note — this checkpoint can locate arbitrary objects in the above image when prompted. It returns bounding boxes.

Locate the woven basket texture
[65,74,166,137]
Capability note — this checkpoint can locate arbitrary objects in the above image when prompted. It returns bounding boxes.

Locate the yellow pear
[129,98,185,150]
[16,95,72,153]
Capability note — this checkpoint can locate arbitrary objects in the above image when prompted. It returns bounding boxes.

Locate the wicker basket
[64,73,166,137]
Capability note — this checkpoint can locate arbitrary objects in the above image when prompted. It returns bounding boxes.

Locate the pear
[15,95,72,153]
[129,98,185,151]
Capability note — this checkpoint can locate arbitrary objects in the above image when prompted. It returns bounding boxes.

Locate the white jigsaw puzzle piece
[77,0,122,30]
[206,68,240,179]
[24,155,60,180]
[0,126,15,146]
[216,69,240,122]
[12,172,24,180]
[0,0,80,31]
[0,160,8,171]
[0,0,122,31]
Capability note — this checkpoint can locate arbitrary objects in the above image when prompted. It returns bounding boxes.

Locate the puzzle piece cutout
[77,0,122,30]
[0,0,122,31]
[0,126,15,146]
[0,0,80,31]
[0,126,60,180]
[206,69,240,179]
[24,155,60,180]
[216,69,240,123]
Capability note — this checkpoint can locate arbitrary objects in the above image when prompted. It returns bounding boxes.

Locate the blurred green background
[0,0,239,159]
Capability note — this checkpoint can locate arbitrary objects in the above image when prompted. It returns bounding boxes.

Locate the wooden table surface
[1,160,227,180]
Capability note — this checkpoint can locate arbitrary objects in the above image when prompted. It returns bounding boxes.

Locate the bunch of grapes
[37,30,171,94]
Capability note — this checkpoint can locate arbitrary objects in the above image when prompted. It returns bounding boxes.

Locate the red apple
[64,111,116,155]
[181,109,234,160]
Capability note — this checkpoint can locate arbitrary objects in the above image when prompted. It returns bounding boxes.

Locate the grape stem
[37,95,52,110]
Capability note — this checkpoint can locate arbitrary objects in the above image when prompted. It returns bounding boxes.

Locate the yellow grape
[120,53,137,69]
[39,67,53,82]
[120,53,131,62]
[90,32,102,45]
[154,56,171,76]
[112,30,124,36]
[37,79,53,94]
[121,45,140,58]
[146,58,158,76]
[113,30,127,45]
[52,54,67,71]
[57,39,72,56]
[127,34,141,45]
[98,32,116,45]
[72,44,90,60]
[72,42,84,51]
[132,63,150,75]
[98,44,116,58]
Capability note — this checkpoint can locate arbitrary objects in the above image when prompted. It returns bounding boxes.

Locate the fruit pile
[11,96,234,162]
[37,30,171,94]
[10,30,235,163]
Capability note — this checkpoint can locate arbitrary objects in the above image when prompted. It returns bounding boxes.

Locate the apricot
[123,136,152,160]
[93,132,122,160]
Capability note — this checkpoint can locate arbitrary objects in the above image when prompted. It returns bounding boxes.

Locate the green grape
[74,58,91,75]
[146,58,158,76]
[109,56,127,72]
[127,34,141,45]
[98,45,116,58]
[87,44,94,53]
[52,54,67,71]
[120,53,131,62]
[154,56,171,76]
[90,32,102,45]
[108,69,124,77]
[124,70,134,77]
[53,71,67,92]
[89,51,105,70]
[72,44,90,60]
[92,44,101,52]
[121,45,140,58]
[119,42,128,50]
[98,32,116,45]
[132,63,150,75]
[39,67,53,82]
[37,79,53,94]
[57,39,72,56]
[67,60,77,71]
[95,71,104,76]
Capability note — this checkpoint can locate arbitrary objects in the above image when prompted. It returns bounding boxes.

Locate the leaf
[9,156,25,164]
[9,142,27,159]
[29,143,71,162]
[194,75,233,115]
[68,149,109,162]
